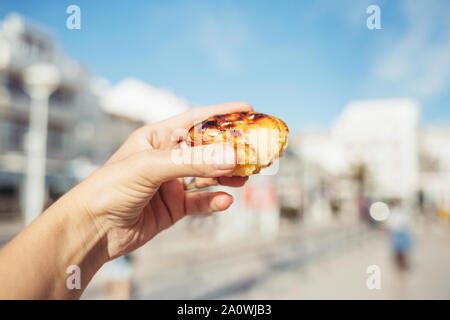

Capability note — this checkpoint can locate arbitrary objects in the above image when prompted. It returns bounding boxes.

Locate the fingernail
[212,145,236,170]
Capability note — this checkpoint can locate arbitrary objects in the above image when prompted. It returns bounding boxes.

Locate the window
[49,86,75,106]
[8,121,27,152]
[5,72,27,98]
[47,127,64,156]
[20,31,51,58]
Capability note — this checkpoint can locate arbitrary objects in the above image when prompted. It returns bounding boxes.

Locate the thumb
[139,143,237,183]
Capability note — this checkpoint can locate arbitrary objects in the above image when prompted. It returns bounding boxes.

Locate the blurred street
[82,220,450,300]
[224,224,450,299]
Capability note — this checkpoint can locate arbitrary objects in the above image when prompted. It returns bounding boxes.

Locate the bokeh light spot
[369,202,390,221]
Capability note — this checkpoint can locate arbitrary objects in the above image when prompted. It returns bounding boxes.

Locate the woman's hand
[73,102,253,260]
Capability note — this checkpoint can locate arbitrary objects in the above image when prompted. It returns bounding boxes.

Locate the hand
[73,102,253,260]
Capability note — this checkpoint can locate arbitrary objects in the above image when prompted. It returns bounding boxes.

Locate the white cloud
[98,78,189,123]
[371,0,450,97]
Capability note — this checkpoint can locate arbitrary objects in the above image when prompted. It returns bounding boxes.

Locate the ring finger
[183,176,248,190]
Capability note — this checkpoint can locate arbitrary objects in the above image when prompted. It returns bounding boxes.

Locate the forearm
[0,187,108,299]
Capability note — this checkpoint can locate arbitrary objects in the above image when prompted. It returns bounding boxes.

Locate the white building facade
[332,99,420,200]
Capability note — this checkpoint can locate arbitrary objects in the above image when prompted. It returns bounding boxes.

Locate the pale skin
[0,102,253,299]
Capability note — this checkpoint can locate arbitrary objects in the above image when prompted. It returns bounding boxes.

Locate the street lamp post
[23,63,60,225]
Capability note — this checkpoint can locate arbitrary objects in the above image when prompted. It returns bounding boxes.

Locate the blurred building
[418,126,450,209]
[0,14,142,220]
[296,130,348,176]
[287,99,425,224]
[276,146,304,219]
[332,99,420,200]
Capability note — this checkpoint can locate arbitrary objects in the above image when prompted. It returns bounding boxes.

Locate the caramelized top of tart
[187,111,289,148]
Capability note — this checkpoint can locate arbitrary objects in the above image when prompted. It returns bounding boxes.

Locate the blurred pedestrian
[386,199,413,271]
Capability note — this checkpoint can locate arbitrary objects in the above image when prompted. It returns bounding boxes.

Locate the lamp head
[24,63,60,99]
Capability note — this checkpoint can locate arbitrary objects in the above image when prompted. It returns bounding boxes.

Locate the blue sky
[1,0,450,130]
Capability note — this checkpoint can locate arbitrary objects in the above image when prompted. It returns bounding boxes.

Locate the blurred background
[0,0,450,299]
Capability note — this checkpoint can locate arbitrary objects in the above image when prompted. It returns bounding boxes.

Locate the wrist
[60,185,110,265]
[47,187,110,297]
